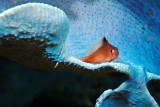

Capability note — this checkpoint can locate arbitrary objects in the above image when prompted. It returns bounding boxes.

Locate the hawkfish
[81,37,119,63]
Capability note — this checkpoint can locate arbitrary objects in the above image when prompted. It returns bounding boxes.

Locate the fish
[81,37,119,63]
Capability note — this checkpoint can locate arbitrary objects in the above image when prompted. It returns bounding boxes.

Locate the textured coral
[0,1,160,107]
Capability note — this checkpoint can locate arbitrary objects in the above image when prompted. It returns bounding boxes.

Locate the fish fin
[81,56,92,63]
[115,57,123,62]
[72,54,84,60]
[85,37,108,57]
[81,57,85,60]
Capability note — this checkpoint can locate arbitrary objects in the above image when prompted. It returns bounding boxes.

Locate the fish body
[82,37,119,63]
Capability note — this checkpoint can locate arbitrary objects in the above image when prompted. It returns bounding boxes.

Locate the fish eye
[111,50,115,55]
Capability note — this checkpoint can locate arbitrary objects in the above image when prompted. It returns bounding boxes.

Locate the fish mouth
[110,53,119,62]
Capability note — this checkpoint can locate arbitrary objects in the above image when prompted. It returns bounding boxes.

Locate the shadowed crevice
[147,80,160,106]
[0,56,127,107]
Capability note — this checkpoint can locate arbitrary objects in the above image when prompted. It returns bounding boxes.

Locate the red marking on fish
[82,37,119,63]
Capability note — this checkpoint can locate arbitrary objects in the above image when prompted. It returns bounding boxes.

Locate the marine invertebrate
[0,3,69,70]
[0,1,160,107]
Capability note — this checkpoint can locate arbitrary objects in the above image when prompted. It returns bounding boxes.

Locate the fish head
[109,46,119,62]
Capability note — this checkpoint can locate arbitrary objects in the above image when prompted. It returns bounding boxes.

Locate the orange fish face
[108,46,119,62]
[82,37,119,63]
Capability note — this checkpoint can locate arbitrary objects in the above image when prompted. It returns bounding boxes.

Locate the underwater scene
[0,0,160,107]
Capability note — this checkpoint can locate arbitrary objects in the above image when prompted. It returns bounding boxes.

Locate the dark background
[0,56,160,107]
